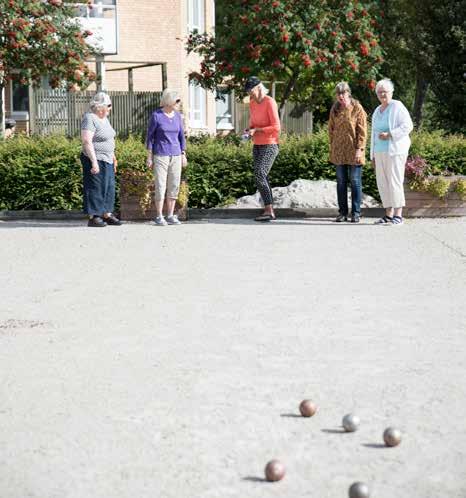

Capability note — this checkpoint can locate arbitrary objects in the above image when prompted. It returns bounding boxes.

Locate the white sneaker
[166,214,181,225]
[154,215,168,226]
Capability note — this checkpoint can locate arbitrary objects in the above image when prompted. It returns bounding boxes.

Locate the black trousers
[253,144,279,206]
[81,153,115,216]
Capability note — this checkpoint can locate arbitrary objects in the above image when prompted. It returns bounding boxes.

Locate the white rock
[225,179,380,209]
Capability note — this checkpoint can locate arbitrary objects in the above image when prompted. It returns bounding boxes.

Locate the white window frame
[187,0,205,33]
[216,89,234,131]
[189,81,206,129]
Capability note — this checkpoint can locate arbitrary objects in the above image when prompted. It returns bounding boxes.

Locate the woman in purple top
[146,89,187,225]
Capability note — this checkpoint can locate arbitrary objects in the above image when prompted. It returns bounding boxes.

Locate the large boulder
[225,179,380,209]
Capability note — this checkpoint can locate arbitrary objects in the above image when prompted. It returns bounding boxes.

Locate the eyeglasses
[107,104,112,108]
[376,90,391,95]
[175,99,181,104]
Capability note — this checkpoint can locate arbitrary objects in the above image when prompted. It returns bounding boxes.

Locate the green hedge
[0,131,464,210]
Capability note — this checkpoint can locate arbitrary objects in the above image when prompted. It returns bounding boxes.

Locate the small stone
[349,481,371,498]
[383,427,402,447]
[264,459,285,482]
[299,399,317,417]
[342,413,360,432]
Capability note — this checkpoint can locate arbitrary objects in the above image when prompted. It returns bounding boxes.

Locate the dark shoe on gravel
[351,214,360,223]
[254,213,276,222]
[88,216,107,227]
[335,214,348,222]
[104,214,122,225]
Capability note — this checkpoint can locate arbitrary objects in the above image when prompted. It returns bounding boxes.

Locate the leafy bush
[0,130,464,210]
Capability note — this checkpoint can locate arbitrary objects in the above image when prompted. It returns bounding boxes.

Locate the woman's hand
[249,128,261,136]
[378,132,390,140]
[146,154,153,168]
[181,154,188,168]
[113,157,118,173]
[355,149,363,164]
[91,162,100,175]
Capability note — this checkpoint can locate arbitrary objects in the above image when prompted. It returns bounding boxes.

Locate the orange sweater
[249,95,281,145]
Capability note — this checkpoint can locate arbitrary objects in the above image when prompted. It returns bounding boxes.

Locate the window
[187,0,205,32]
[12,81,29,113]
[189,81,206,128]
[216,89,234,130]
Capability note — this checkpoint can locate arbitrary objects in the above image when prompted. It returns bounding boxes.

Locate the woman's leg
[165,155,182,217]
[350,165,362,217]
[390,154,408,219]
[81,153,105,217]
[253,144,279,214]
[154,156,169,217]
[374,152,394,217]
[335,165,349,217]
[102,161,115,217]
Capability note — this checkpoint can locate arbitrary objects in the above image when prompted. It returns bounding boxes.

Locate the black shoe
[255,213,276,222]
[335,214,347,222]
[351,214,360,223]
[88,216,107,227]
[103,214,122,226]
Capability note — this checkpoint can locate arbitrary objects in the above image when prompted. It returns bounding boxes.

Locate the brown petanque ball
[348,481,371,498]
[299,399,317,417]
[383,427,402,447]
[264,459,286,482]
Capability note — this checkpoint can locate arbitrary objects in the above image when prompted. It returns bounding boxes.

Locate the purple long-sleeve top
[146,108,186,156]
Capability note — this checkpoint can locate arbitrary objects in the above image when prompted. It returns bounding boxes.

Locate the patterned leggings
[253,144,279,206]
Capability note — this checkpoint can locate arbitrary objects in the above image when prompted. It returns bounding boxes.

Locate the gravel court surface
[0,217,465,498]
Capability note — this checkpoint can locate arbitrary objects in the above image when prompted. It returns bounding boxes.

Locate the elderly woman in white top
[80,92,121,227]
[371,78,413,225]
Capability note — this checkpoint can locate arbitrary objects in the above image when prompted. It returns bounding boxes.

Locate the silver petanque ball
[342,413,360,432]
[383,427,402,447]
[348,481,371,498]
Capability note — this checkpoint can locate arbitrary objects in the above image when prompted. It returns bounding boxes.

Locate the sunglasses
[175,99,181,104]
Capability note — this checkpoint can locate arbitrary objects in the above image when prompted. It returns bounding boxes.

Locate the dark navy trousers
[81,153,115,216]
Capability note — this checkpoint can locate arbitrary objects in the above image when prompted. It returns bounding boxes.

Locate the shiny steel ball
[299,399,317,417]
[264,459,286,482]
[348,481,371,498]
[342,413,360,432]
[383,427,402,447]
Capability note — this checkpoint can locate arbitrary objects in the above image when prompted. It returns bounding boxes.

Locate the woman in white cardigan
[370,78,413,225]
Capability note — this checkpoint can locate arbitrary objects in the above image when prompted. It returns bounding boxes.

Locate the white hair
[160,89,180,107]
[375,78,394,94]
[89,92,111,111]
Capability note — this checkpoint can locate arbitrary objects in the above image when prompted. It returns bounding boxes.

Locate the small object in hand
[348,481,371,498]
[241,130,251,141]
[383,427,402,447]
[342,413,360,432]
[264,460,285,482]
[299,399,317,417]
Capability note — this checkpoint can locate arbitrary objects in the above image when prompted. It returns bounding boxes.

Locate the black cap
[244,76,261,93]
[5,118,16,129]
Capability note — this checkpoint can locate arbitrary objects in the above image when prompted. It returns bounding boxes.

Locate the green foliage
[453,178,466,200]
[426,176,450,199]
[0,131,464,210]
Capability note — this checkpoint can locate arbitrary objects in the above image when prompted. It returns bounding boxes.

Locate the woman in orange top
[245,76,281,222]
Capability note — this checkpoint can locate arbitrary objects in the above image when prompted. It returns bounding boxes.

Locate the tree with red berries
[0,0,96,137]
[187,0,384,116]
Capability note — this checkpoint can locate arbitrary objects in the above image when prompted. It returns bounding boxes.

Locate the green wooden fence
[31,89,162,137]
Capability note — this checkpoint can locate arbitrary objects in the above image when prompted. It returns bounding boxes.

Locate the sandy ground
[0,217,465,498]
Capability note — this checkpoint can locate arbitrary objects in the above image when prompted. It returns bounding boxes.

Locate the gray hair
[335,81,351,95]
[257,83,269,95]
[375,78,394,94]
[160,89,180,107]
[90,92,111,112]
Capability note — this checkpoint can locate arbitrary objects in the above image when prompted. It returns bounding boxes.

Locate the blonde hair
[160,89,180,107]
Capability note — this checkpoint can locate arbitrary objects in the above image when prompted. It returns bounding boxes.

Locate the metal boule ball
[342,413,360,432]
[299,399,317,417]
[383,427,402,447]
[264,459,286,482]
[348,481,371,498]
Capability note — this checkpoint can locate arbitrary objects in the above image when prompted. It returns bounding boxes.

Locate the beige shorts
[153,155,182,201]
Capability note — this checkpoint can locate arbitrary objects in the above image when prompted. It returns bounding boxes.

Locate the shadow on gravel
[321,428,346,434]
[280,413,302,418]
[242,476,268,483]
[0,221,85,229]
[362,443,386,449]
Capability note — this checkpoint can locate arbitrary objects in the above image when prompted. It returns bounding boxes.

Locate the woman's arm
[390,102,413,141]
[81,130,99,174]
[355,106,367,150]
[146,113,157,167]
[260,98,281,134]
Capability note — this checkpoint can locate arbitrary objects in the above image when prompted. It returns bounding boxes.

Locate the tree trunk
[413,73,429,129]
[278,72,298,120]
[0,80,5,139]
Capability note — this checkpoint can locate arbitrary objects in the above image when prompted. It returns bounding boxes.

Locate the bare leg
[166,198,177,217]
[394,207,402,217]
[386,208,394,218]
[155,200,164,217]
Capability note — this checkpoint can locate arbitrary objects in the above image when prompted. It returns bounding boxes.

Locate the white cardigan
[370,99,413,159]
